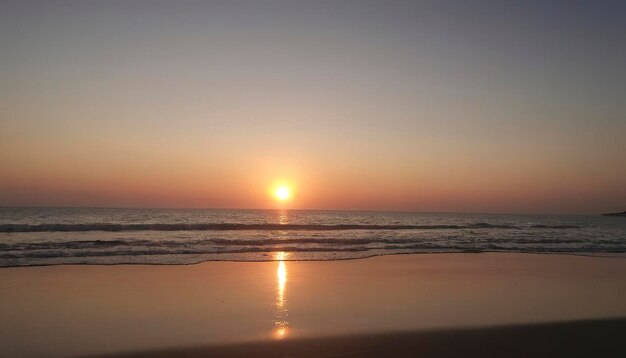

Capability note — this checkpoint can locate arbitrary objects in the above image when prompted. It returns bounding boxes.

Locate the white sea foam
[1,208,625,266]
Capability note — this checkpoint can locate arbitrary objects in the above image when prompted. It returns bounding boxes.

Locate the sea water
[1,207,625,266]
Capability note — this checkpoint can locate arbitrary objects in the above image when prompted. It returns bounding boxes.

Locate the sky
[1,0,625,214]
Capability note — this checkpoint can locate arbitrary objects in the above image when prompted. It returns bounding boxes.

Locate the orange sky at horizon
[1,1,625,214]
[1,94,624,214]
[1,141,622,214]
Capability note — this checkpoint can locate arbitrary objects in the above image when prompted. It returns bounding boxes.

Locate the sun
[275,186,290,201]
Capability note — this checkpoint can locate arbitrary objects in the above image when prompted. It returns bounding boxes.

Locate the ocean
[1,207,625,267]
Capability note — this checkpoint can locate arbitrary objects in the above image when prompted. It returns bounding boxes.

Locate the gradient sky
[1,0,625,214]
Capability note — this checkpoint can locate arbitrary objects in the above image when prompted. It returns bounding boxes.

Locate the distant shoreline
[602,211,626,217]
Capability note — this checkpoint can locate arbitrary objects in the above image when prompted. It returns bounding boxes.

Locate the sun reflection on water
[273,251,289,339]
[278,210,289,225]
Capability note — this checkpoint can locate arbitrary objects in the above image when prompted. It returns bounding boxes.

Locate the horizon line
[0,205,608,217]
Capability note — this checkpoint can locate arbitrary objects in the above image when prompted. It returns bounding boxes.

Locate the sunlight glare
[275,186,290,201]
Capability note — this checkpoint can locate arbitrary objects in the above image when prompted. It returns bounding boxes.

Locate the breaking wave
[0,222,582,233]
[0,208,623,266]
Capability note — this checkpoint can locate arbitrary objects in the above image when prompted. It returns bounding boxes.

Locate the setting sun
[275,187,290,201]
[3,2,626,357]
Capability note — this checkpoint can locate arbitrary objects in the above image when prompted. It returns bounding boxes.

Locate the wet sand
[1,253,625,357]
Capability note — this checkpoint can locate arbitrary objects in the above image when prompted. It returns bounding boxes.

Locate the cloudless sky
[1,0,625,214]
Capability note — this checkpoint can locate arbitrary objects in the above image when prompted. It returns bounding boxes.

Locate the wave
[0,222,582,233]
[3,244,624,261]
[2,236,618,251]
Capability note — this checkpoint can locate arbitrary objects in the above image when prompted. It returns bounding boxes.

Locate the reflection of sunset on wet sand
[273,252,289,339]
[2,254,626,356]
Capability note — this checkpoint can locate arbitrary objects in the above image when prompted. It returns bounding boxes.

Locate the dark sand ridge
[99,318,626,358]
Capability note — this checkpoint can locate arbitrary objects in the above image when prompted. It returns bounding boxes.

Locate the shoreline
[3,250,626,269]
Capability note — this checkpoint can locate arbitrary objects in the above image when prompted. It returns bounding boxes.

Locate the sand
[1,253,625,357]
[105,318,626,358]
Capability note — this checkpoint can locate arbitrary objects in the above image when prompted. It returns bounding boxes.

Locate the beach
[3,1,626,356]
[1,253,625,357]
